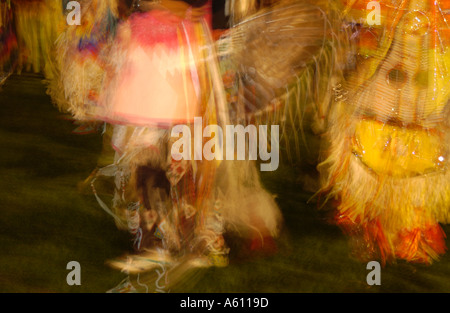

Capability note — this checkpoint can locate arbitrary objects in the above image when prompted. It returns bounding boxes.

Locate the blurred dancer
[318,0,450,264]
[47,0,126,192]
[0,0,17,85]
[86,0,282,292]
[53,0,327,292]
[12,0,63,76]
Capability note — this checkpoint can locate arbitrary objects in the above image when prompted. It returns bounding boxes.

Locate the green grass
[1,73,450,293]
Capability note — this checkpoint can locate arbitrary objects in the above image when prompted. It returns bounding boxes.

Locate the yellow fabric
[353,120,445,177]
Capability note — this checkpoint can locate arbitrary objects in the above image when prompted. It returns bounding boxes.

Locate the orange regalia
[319,0,450,264]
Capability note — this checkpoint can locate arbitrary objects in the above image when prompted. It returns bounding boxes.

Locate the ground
[1,73,450,293]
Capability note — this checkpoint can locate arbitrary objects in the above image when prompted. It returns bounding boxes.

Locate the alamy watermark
[66,261,81,286]
[367,1,381,26]
[366,261,381,286]
[171,117,279,172]
[66,1,81,25]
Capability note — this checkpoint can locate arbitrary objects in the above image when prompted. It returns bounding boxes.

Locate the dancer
[317,0,450,264]
[12,0,63,76]
[86,0,284,292]
[46,0,125,190]
[54,0,328,292]
[0,0,17,85]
